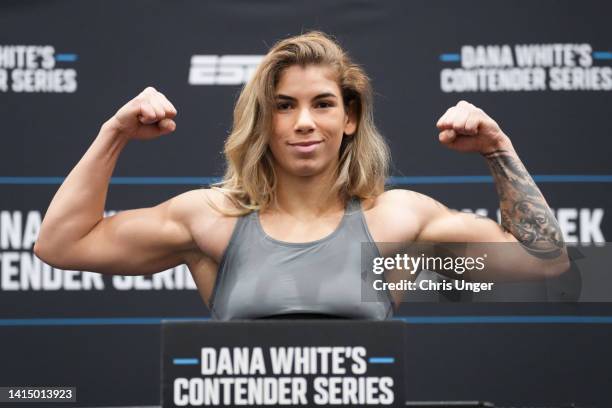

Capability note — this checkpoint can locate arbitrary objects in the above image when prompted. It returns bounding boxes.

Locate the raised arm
[34,87,199,275]
[415,101,569,280]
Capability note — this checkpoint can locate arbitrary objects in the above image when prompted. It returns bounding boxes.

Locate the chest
[185,200,420,306]
[190,202,421,263]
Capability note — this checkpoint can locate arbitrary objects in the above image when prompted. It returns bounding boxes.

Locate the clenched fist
[436,100,511,154]
[106,86,177,140]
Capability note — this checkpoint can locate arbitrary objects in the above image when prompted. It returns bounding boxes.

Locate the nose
[294,107,315,134]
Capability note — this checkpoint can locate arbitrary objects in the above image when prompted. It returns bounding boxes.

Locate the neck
[270,166,345,219]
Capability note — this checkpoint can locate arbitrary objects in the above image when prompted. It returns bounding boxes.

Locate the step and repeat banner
[1,0,612,406]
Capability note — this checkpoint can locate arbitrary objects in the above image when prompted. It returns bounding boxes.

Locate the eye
[276,102,293,111]
[316,100,334,109]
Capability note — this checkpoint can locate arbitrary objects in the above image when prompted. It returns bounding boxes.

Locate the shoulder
[169,188,242,263]
[360,189,451,242]
[366,188,447,214]
[166,188,241,221]
[165,189,241,246]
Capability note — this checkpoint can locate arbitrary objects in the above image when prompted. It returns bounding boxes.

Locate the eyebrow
[275,92,338,101]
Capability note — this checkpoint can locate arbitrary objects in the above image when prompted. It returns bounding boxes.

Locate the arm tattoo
[483,149,564,258]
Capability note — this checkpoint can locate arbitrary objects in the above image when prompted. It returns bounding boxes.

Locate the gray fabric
[210,197,394,320]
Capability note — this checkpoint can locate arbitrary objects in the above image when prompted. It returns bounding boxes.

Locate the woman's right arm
[34,87,197,275]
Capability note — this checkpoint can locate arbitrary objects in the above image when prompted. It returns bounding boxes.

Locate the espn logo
[188,55,264,85]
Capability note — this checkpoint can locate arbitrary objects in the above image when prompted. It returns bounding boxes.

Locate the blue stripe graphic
[0,177,219,185]
[390,175,612,184]
[396,316,612,324]
[593,51,612,60]
[173,358,199,365]
[55,53,78,62]
[0,317,209,326]
[2,175,612,186]
[440,53,461,62]
[1,316,612,327]
[369,357,395,364]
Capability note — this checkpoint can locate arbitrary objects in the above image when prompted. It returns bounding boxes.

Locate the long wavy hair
[211,31,390,215]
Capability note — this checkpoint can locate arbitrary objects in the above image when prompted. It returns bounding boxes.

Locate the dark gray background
[1,0,611,406]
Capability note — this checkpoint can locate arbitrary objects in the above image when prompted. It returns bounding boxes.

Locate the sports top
[209,197,394,320]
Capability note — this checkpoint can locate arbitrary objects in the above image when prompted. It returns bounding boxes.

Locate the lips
[289,140,322,146]
[288,140,322,153]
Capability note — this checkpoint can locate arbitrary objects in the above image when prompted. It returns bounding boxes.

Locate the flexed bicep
[37,191,201,275]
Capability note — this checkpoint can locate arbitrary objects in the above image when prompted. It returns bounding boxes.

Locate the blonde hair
[211,31,390,215]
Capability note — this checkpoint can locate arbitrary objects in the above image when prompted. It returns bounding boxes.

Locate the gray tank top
[210,197,394,320]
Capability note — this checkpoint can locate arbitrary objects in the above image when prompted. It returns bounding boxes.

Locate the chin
[276,156,335,178]
[285,160,327,177]
[290,165,320,177]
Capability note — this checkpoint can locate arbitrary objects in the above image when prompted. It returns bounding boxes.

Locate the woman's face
[269,64,356,178]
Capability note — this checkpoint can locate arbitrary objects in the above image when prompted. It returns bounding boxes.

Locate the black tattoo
[484,149,564,258]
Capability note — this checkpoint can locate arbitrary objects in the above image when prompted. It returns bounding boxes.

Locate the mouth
[288,140,322,153]
[288,140,322,147]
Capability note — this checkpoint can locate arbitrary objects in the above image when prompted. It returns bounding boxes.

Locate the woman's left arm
[416,100,570,280]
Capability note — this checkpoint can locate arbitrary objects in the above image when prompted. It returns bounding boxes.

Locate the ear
[343,100,358,137]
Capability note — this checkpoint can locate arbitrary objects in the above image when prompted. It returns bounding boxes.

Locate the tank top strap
[345,195,362,215]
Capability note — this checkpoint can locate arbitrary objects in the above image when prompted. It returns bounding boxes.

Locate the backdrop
[1,0,611,406]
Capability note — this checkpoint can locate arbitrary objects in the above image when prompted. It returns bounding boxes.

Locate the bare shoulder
[169,188,240,263]
[360,189,444,243]
[167,188,237,219]
[367,189,447,214]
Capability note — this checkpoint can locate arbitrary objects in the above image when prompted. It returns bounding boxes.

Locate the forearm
[36,120,128,252]
[483,140,565,258]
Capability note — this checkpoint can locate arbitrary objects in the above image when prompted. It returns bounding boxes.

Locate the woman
[34,31,569,320]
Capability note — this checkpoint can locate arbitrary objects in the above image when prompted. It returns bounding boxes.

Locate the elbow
[33,240,54,266]
[34,223,72,268]
[33,239,66,270]
[541,251,571,279]
[33,239,47,261]
[33,227,51,260]
[33,240,41,258]
[556,256,572,278]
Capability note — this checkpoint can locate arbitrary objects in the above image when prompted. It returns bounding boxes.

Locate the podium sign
[161,320,406,407]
